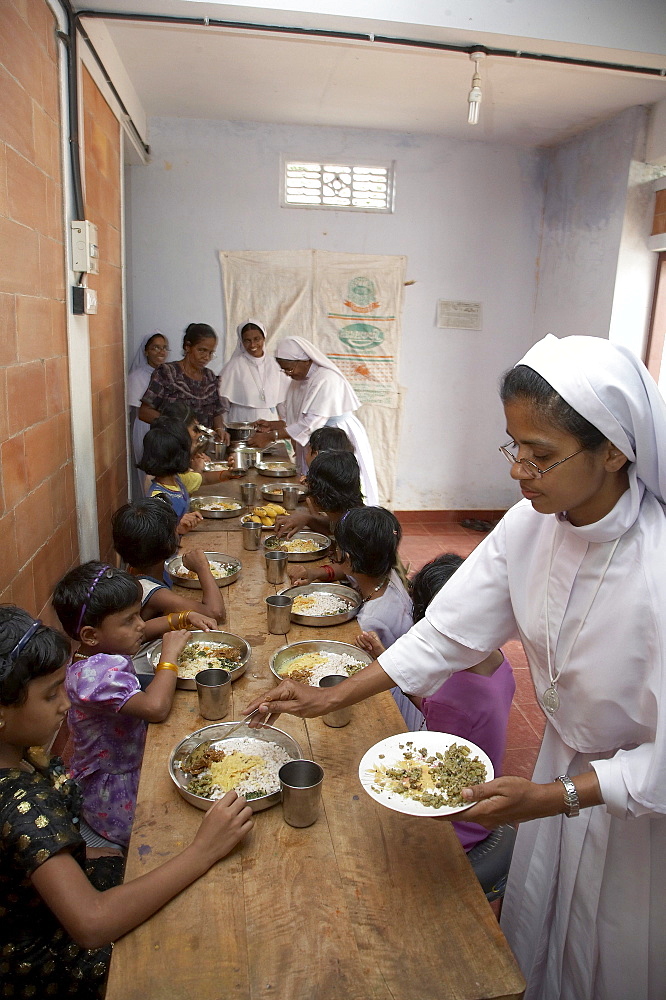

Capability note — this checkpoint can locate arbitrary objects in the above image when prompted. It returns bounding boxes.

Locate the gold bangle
[179,610,189,629]
[167,613,177,631]
[155,661,179,674]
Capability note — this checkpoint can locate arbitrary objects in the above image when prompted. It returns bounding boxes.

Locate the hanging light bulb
[467,50,485,126]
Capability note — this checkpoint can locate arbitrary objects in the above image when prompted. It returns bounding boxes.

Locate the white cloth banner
[219,249,406,506]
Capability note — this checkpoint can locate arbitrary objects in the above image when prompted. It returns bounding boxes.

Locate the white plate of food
[358,732,493,817]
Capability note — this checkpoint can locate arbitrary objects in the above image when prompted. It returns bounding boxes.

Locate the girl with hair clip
[0,605,252,998]
[112,497,225,625]
[249,334,666,1000]
[275,450,364,540]
[218,320,289,424]
[53,563,194,848]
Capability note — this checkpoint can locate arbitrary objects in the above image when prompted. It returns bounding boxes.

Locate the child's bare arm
[177,511,203,535]
[181,550,226,622]
[31,791,253,950]
[141,609,217,637]
[119,632,189,723]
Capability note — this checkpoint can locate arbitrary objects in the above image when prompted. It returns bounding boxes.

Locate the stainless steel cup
[266,594,292,634]
[319,674,352,727]
[242,521,262,550]
[195,667,231,721]
[279,759,324,828]
[240,482,257,506]
[282,485,300,510]
[265,550,288,584]
[244,448,260,467]
[231,450,249,473]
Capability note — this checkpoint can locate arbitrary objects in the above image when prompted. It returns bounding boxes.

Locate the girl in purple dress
[53,563,191,847]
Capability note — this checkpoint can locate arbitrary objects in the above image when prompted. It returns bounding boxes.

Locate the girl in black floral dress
[0,607,253,999]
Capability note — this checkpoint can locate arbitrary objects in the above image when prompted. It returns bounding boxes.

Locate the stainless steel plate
[278,582,361,626]
[190,496,243,519]
[269,639,372,684]
[145,630,251,689]
[169,722,303,812]
[256,461,297,478]
[260,482,307,503]
[166,552,241,589]
[263,531,331,562]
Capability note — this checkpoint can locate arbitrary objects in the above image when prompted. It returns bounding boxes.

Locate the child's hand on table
[288,565,315,586]
[177,511,203,534]
[275,511,310,538]
[185,612,217,632]
[193,790,254,866]
[355,631,386,658]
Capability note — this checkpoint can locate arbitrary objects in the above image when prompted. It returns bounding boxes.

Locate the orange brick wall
[82,67,128,562]
[0,0,78,624]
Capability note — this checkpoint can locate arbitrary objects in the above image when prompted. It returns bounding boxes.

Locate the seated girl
[290,506,413,649]
[158,401,233,494]
[112,497,225,625]
[53,563,194,847]
[138,422,202,534]
[275,450,364,539]
[0,605,252,998]
[358,553,516,852]
[304,425,354,466]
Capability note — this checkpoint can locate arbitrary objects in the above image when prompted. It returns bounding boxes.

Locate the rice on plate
[182,738,292,801]
[278,650,365,686]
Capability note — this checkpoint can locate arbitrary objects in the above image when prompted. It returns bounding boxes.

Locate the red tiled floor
[398,519,542,781]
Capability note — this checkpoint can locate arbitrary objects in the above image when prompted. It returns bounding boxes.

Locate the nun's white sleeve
[285,412,327,447]
[379,517,519,697]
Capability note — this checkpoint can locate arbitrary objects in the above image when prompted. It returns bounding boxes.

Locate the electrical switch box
[71,221,99,274]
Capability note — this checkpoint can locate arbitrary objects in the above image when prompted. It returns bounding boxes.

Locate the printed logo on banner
[343,276,380,314]
[338,322,385,352]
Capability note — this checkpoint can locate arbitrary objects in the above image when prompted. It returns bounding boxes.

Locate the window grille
[282,160,394,212]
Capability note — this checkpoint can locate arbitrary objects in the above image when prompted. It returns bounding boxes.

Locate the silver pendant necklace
[245,357,267,403]
[542,533,620,715]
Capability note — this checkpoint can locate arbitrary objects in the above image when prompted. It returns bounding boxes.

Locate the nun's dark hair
[305,451,364,513]
[500,365,607,452]
[0,607,70,707]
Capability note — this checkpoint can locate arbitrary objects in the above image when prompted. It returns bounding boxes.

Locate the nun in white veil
[218,320,289,424]
[249,334,666,1000]
[252,336,379,505]
[127,331,169,497]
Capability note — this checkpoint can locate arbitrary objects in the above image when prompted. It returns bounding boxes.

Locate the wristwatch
[555,774,580,817]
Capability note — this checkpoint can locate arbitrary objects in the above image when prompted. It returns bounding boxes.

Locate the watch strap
[556,774,580,817]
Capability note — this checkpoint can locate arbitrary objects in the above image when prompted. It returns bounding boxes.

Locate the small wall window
[281,158,395,212]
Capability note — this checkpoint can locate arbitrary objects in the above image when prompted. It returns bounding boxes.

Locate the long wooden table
[106,480,524,1000]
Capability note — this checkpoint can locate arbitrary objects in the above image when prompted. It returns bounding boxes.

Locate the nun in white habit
[249,334,666,1000]
[253,336,379,505]
[218,320,289,424]
[127,330,169,497]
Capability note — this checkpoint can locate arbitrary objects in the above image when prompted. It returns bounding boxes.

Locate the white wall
[533,107,644,344]
[127,117,544,509]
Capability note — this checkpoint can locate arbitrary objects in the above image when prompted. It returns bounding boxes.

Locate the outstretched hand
[244,679,333,725]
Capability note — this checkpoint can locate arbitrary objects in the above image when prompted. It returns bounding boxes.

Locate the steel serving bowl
[269,638,372,685]
[166,552,241,589]
[145,630,251,689]
[260,482,307,504]
[226,421,255,442]
[263,531,331,562]
[277,582,362,627]
[256,460,297,478]
[190,496,244,519]
[169,722,303,812]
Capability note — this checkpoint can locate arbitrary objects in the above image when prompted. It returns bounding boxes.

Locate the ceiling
[77,2,666,149]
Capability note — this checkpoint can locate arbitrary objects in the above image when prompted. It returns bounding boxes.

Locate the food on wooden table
[177,641,243,679]
[264,462,292,471]
[246,503,286,527]
[198,500,242,512]
[171,559,236,580]
[291,592,353,616]
[181,738,292,801]
[268,537,326,553]
[371,740,487,809]
[278,650,365,686]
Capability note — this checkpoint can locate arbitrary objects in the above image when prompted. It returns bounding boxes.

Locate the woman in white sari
[250,336,379,506]
[218,320,289,424]
[247,334,666,1000]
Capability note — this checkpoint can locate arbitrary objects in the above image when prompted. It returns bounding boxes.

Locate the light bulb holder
[466,50,486,125]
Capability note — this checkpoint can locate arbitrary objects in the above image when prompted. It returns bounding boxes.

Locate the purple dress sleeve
[66,653,140,714]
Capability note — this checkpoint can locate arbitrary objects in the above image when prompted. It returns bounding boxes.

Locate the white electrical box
[71,220,99,274]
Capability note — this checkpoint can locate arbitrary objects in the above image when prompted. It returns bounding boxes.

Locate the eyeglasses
[499,441,584,479]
